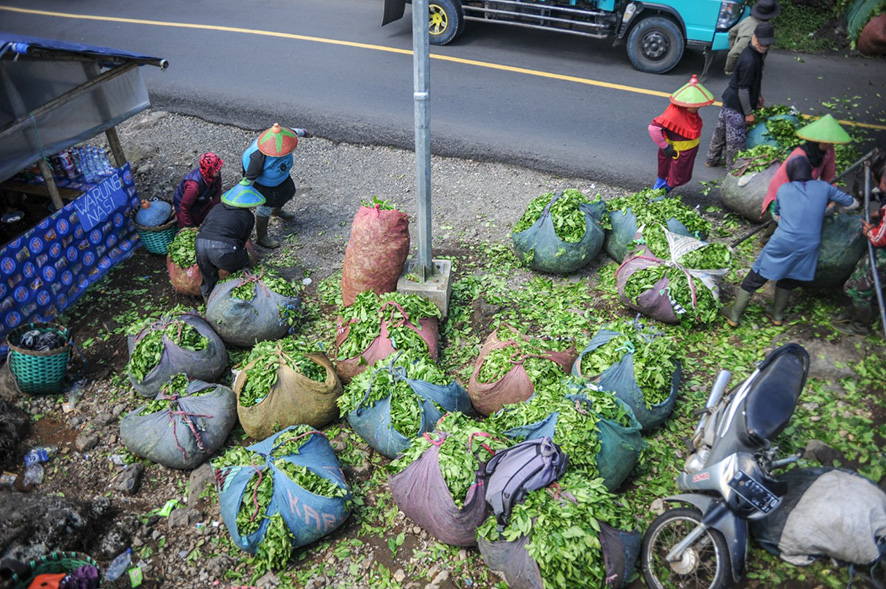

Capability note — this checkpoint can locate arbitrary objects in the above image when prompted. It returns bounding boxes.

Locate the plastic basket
[10,551,102,589]
[7,322,71,395]
[132,212,179,255]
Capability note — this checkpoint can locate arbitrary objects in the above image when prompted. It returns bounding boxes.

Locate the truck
[382,0,748,75]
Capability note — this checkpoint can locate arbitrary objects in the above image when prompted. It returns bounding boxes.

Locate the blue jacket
[752,180,854,281]
[241,139,293,187]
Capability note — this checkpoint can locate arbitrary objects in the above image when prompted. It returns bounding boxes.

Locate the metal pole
[412,0,433,280]
[862,163,886,339]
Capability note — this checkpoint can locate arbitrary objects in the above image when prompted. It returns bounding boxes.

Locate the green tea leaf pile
[138,373,193,415]
[389,412,510,507]
[270,424,324,457]
[607,189,711,237]
[248,512,291,574]
[226,266,299,301]
[476,472,636,589]
[487,379,633,477]
[579,321,679,408]
[360,196,397,210]
[239,338,327,408]
[127,318,208,382]
[639,224,732,269]
[478,325,569,387]
[732,144,785,176]
[167,227,198,268]
[338,350,449,437]
[513,189,597,243]
[622,265,721,324]
[336,291,441,361]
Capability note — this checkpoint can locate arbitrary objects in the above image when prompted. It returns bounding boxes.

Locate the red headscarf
[199,152,223,183]
[652,104,704,140]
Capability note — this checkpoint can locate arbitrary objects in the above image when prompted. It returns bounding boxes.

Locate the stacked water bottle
[46,145,115,184]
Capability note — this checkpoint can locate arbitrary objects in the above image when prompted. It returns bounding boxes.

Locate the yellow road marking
[2,5,884,131]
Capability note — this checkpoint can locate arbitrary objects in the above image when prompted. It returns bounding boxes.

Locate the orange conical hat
[256,123,299,157]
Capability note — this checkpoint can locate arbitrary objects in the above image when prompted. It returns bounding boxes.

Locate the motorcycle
[641,343,810,589]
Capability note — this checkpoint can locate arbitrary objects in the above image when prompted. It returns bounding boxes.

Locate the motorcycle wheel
[641,507,730,589]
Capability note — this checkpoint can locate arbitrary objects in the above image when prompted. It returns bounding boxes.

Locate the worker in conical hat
[241,123,312,248]
[760,113,853,218]
[648,74,715,194]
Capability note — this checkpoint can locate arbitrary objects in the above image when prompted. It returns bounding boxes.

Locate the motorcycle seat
[742,344,809,445]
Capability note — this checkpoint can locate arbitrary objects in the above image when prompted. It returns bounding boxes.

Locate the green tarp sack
[719,161,780,223]
[512,194,606,274]
[808,212,867,291]
[498,392,643,491]
[605,209,695,262]
[747,114,799,149]
[572,329,680,431]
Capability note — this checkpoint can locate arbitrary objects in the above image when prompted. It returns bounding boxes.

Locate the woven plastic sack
[467,329,575,417]
[216,426,350,553]
[388,431,493,546]
[605,208,697,262]
[205,271,301,347]
[127,313,227,398]
[498,392,643,491]
[120,379,237,470]
[234,350,341,440]
[512,194,606,274]
[341,203,410,307]
[719,161,780,222]
[808,212,867,291]
[347,361,472,459]
[572,328,680,431]
[334,301,439,383]
[749,467,886,567]
[747,114,799,149]
[478,497,641,589]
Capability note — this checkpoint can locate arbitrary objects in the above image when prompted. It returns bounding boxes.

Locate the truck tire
[626,16,684,74]
[428,0,464,45]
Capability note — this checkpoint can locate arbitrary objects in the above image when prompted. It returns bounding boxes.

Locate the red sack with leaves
[341,202,410,307]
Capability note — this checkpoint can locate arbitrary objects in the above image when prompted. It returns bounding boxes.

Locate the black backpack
[484,437,568,530]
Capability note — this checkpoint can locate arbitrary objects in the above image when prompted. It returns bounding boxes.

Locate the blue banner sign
[0,163,142,357]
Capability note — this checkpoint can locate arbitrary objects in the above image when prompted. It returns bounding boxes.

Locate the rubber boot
[765,288,791,326]
[721,289,752,327]
[833,305,872,336]
[831,307,853,325]
[255,216,280,248]
[272,207,295,220]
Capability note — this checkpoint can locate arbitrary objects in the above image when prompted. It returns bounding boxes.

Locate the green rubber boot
[255,216,280,249]
[722,289,752,328]
[765,288,791,326]
[272,207,295,220]
[833,305,872,336]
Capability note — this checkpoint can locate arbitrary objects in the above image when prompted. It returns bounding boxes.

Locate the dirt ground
[2,109,884,589]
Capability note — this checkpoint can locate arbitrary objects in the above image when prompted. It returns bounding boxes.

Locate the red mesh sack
[341,204,410,307]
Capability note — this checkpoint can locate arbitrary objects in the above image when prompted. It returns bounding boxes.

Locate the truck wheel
[428,0,463,45]
[627,16,684,74]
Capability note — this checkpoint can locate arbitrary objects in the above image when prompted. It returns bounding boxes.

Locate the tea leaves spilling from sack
[360,196,397,210]
[732,144,785,176]
[477,471,635,588]
[274,459,348,499]
[167,228,198,268]
[226,266,300,301]
[239,338,328,408]
[336,291,441,361]
[338,350,449,437]
[607,189,711,237]
[127,317,209,382]
[389,412,510,507]
[640,224,732,269]
[580,320,679,408]
[138,373,197,415]
[513,189,597,243]
[270,424,324,458]
[478,325,570,386]
[622,265,721,324]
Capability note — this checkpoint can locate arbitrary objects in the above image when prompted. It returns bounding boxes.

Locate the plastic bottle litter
[22,463,44,486]
[105,548,132,582]
[24,446,54,466]
[0,472,17,487]
[63,380,85,413]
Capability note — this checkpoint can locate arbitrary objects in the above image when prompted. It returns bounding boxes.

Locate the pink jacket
[761,146,835,216]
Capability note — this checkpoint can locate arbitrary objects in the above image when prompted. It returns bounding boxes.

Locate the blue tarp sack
[134,199,172,227]
[572,328,680,431]
[747,114,799,149]
[215,426,350,553]
[347,359,472,459]
[511,192,606,274]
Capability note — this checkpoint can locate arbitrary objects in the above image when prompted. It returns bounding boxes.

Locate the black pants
[740,269,804,293]
[195,238,249,299]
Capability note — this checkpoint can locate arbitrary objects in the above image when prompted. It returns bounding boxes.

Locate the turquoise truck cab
[382,0,748,74]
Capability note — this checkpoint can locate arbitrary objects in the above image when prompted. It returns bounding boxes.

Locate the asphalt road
[2,0,885,201]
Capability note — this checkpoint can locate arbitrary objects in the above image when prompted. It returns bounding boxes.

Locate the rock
[256,571,279,587]
[394,569,407,583]
[167,507,202,528]
[114,462,145,495]
[187,464,215,509]
[75,434,99,452]
[804,439,846,466]
[650,498,666,515]
[0,396,30,471]
[799,340,861,381]
[426,569,452,589]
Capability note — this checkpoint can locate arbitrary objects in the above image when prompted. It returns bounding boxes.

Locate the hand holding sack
[334,292,441,383]
[205,267,301,347]
[214,426,350,558]
[341,198,410,307]
[467,325,575,417]
[234,338,341,440]
[572,318,680,431]
[616,225,730,325]
[126,310,227,398]
[340,350,471,459]
[120,374,237,470]
[511,190,607,274]
[387,412,511,546]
